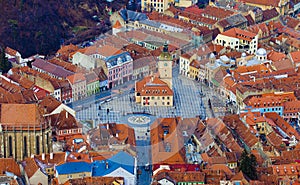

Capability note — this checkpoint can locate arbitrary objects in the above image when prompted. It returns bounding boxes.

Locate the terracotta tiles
[0,158,21,176]
[136,76,173,96]
[221,27,257,42]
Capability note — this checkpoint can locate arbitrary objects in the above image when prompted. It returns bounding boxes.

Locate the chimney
[106,123,109,130]
[116,133,119,138]
[42,153,45,161]
[50,153,53,160]
[105,161,109,169]
[66,112,68,118]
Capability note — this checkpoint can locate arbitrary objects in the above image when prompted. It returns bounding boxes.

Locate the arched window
[8,136,13,157]
[23,136,27,157]
[36,136,40,155]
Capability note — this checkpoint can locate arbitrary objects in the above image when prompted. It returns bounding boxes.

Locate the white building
[214,28,258,54]
[179,53,195,76]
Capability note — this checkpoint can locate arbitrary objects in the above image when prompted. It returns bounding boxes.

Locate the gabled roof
[220,28,257,41]
[242,0,280,7]
[56,161,92,175]
[22,158,39,178]
[88,123,136,147]
[217,14,247,29]
[0,104,44,127]
[154,171,205,183]
[83,45,123,58]
[85,72,99,84]
[136,76,173,96]
[64,176,124,185]
[262,8,279,22]
[201,5,235,20]
[0,158,21,177]
[92,151,135,176]
[119,9,148,22]
[38,96,61,114]
[5,47,19,56]
[150,117,185,165]
[289,50,300,63]
[66,73,86,85]
[113,20,122,29]
[267,50,286,62]
[32,58,74,78]
[7,73,35,89]
[51,110,82,130]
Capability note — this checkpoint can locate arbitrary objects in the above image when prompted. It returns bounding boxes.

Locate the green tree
[0,47,12,73]
[239,149,258,180]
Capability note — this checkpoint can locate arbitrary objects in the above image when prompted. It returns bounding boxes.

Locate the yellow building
[142,0,197,12]
[141,0,170,12]
[189,59,201,81]
[135,76,174,106]
[240,0,290,15]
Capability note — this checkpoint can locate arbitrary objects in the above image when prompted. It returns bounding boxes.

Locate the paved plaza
[73,66,228,185]
[76,66,227,127]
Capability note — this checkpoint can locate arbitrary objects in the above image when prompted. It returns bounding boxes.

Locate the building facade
[214,28,258,54]
[66,73,86,101]
[106,52,133,88]
[0,104,52,161]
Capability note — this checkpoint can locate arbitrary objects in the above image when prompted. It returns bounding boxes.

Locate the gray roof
[139,19,161,28]
[119,9,148,22]
[226,14,247,26]
[32,58,74,78]
[105,52,132,68]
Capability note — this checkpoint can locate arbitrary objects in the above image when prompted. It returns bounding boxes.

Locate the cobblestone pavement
[76,66,227,124]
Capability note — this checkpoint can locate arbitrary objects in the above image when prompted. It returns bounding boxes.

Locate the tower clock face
[164,62,168,66]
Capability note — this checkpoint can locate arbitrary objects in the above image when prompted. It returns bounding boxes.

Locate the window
[36,136,40,155]
[23,136,27,157]
[8,136,13,157]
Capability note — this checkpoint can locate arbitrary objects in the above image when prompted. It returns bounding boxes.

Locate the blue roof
[105,52,132,67]
[119,9,148,22]
[92,151,135,176]
[56,162,92,175]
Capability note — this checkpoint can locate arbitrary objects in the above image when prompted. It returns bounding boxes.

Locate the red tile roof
[242,0,280,7]
[63,176,124,185]
[0,104,46,128]
[222,115,259,148]
[113,20,122,29]
[0,158,21,176]
[201,5,235,20]
[83,45,123,57]
[290,50,300,63]
[5,47,18,56]
[136,76,173,96]
[22,157,39,178]
[267,50,286,62]
[221,28,257,42]
[151,117,185,165]
[66,73,86,85]
[264,112,300,140]
[88,123,136,148]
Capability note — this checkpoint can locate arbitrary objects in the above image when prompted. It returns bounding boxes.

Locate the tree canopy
[0,47,12,74]
[239,149,258,180]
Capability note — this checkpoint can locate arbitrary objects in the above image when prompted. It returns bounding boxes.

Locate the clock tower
[158,42,172,89]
